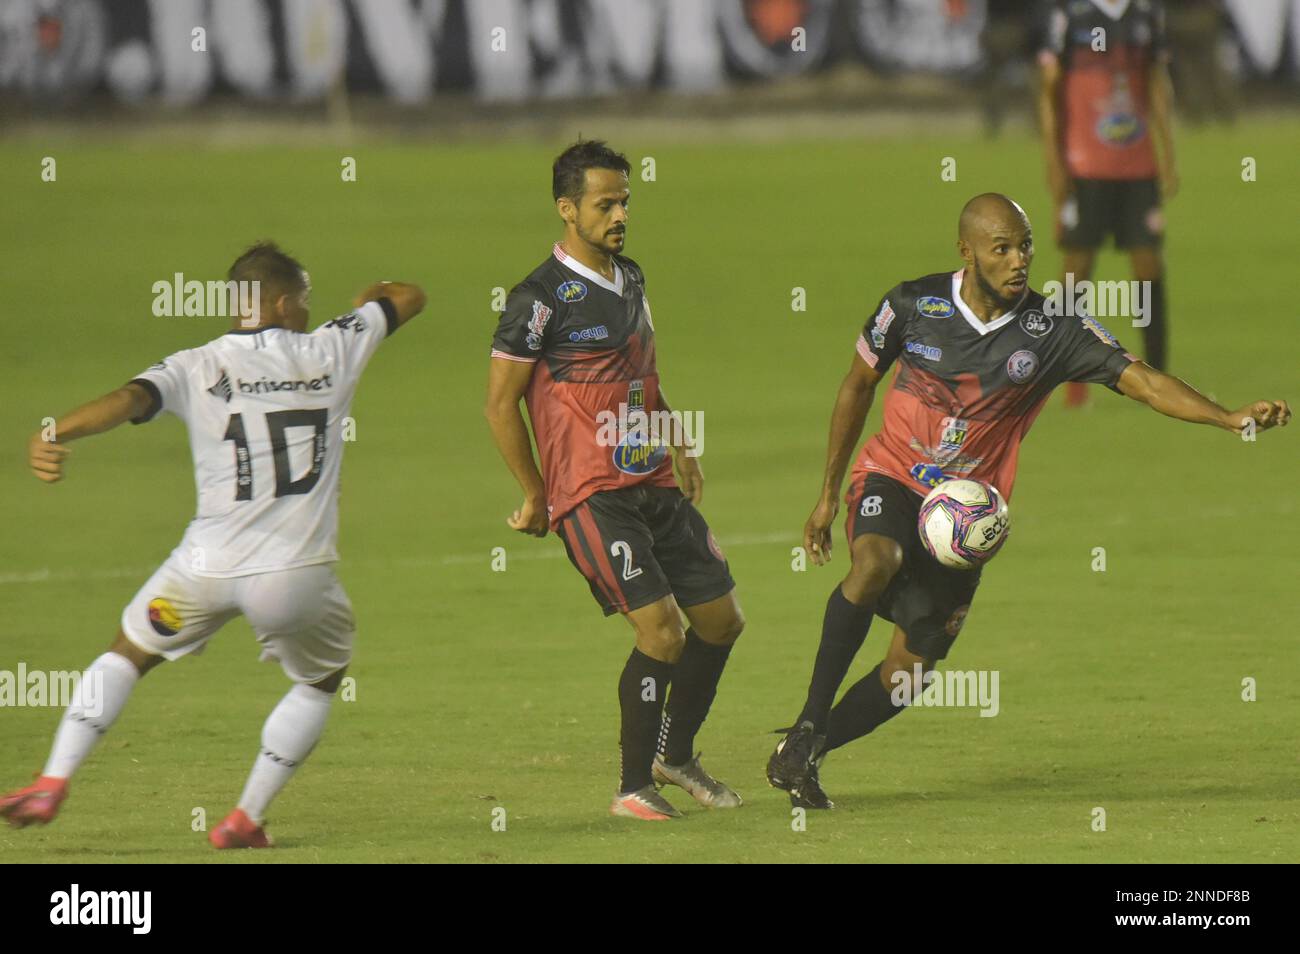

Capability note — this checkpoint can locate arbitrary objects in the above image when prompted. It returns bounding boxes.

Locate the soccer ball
[918,479,1010,570]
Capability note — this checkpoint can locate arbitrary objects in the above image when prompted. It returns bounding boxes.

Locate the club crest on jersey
[937,416,970,460]
[1006,349,1039,384]
[556,279,587,303]
[1081,315,1119,347]
[526,300,553,351]
[147,597,182,637]
[1019,310,1053,338]
[870,300,896,349]
[1096,80,1145,146]
[916,296,955,319]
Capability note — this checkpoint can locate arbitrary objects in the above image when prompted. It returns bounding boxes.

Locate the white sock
[42,651,141,779]
[237,684,333,824]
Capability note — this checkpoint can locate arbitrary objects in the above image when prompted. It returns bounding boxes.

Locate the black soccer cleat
[766,720,826,793]
[789,759,835,811]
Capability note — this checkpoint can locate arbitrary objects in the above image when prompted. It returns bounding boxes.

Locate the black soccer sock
[1141,277,1167,371]
[824,663,908,752]
[618,648,673,794]
[659,628,733,766]
[794,585,875,733]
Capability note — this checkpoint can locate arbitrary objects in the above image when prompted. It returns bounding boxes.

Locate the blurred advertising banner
[1,0,1295,107]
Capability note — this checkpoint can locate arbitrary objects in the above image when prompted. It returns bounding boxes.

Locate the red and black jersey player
[485,141,745,822]
[766,194,1290,810]
[1038,0,1178,407]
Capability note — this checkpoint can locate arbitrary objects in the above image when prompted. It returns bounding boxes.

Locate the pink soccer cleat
[609,785,682,821]
[0,775,69,828]
[209,808,273,849]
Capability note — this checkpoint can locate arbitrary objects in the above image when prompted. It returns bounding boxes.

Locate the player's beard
[973,259,1022,311]
[578,219,624,255]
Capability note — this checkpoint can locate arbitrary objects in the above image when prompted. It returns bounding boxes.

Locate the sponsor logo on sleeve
[1006,349,1039,384]
[326,311,367,334]
[870,299,896,350]
[526,300,553,351]
[1080,315,1119,347]
[556,279,588,303]
[916,296,956,319]
[1019,309,1053,338]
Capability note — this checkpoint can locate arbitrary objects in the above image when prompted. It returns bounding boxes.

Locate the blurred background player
[767,194,1289,809]
[485,141,745,821]
[971,0,1041,138]
[1165,0,1236,125]
[1038,0,1178,407]
[1,243,426,847]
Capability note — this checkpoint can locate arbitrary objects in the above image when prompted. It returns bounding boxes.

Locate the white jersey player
[2,242,426,848]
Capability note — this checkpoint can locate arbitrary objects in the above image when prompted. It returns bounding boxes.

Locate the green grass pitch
[0,120,1296,862]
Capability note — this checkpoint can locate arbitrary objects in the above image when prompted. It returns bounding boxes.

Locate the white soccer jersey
[128,299,395,578]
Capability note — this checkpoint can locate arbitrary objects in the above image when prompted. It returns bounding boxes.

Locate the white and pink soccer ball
[918,479,1010,570]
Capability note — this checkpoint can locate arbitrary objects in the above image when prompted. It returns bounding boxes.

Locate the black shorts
[556,485,735,617]
[1059,177,1163,250]
[845,472,981,661]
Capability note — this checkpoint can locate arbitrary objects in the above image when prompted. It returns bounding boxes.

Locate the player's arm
[657,387,703,506]
[28,383,154,483]
[806,354,884,565]
[1116,361,1290,434]
[484,356,548,537]
[352,281,427,332]
[1036,51,1069,205]
[1148,58,1179,200]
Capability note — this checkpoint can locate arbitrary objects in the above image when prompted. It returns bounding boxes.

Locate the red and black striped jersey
[1042,0,1169,180]
[852,269,1138,502]
[492,244,678,528]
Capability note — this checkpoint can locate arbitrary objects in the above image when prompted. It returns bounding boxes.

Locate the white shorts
[121,555,354,684]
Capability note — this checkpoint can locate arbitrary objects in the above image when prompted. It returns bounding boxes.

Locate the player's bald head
[958,193,1030,244]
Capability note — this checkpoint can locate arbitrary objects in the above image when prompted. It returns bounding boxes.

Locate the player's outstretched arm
[28,383,154,483]
[353,281,427,331]
[806,355,883,566]
[1116,361,1290,435]
[485,356,548,537]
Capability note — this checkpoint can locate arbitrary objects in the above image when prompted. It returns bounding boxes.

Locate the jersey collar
[1089,0,1132,20]
[553,242,624,295]
[952,269,1025,336]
